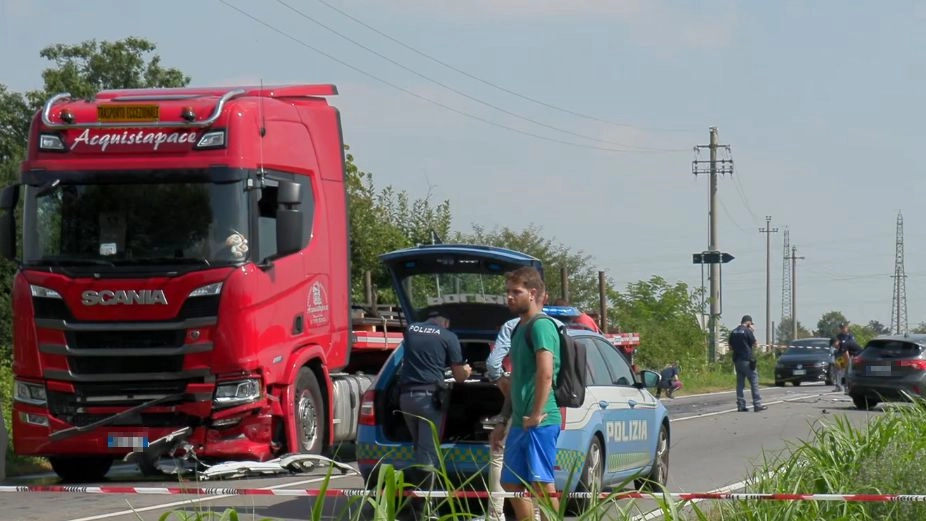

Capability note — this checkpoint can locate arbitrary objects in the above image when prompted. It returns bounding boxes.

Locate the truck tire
[49,456,114,482]
[295,367,325,454]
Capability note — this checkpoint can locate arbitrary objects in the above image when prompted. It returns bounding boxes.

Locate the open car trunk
[377,244,543,444]
[379,339,505,443]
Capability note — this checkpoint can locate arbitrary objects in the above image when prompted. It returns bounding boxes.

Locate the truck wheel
[635,423,669,491]
[295,367,325,454]
[49,456,113,482]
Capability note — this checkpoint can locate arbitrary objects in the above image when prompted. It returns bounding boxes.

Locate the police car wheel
[636,423,669,491]
[295,367,325,454]
[570,436,604,513]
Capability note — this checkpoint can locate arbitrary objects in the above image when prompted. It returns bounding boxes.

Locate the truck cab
[0,85,369,481]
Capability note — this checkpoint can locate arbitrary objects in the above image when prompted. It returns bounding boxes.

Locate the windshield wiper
[123,257,212,267]
[30,258,116,267]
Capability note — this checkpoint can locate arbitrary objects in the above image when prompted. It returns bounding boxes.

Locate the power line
[218,0,674,154]
[731,172,760,225]
[311,0,698,135]
[273,0,685,152]
[719,199,750,233]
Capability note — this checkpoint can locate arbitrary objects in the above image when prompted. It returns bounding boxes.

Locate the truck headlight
[15,380,47,406]
[214,379,261,407]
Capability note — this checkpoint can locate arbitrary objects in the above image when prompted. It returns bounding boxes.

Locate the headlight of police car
[214,379,261,407]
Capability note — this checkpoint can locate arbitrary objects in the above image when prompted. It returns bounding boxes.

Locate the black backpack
[515,313,587,408]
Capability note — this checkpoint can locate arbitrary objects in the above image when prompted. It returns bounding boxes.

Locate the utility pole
[692,127,734,361]
[786,246,805,340]
[759,216,778,348]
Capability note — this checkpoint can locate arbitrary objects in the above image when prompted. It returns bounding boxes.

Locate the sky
[2,0,926,344]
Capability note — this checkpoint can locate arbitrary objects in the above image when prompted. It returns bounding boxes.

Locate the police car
[355,244,670,495]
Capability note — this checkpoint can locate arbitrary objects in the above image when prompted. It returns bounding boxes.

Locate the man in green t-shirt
[497,266,561,521]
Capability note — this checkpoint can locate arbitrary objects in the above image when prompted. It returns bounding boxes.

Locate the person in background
[729,315,767,413]
[837,323,862,395]
[656,361,681,399]
[831,336,849,393]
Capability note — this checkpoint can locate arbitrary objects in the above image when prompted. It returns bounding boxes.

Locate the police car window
[579,338,612,386]
[594,338,635,386]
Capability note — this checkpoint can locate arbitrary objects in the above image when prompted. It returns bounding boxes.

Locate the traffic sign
[692,251,735,264]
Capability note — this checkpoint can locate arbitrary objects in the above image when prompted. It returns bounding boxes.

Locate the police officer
[729,315,767,412]
[398,311,471,488]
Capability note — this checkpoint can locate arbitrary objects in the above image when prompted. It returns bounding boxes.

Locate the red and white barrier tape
[0,486,923,502]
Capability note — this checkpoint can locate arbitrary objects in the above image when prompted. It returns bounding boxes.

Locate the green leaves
[345,146,451,304]
[35,37,190,101]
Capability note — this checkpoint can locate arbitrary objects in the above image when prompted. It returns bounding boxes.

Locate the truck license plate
[107,434,149,449]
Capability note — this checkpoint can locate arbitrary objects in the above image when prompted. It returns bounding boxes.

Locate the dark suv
[847,334,926,410]
[774,337,833,386]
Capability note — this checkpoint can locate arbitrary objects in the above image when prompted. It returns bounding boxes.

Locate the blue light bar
[542,306,581,317]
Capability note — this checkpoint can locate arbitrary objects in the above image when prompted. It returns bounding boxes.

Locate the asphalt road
[0,383,883,521]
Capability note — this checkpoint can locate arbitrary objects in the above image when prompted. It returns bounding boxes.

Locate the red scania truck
[0,85,402,481]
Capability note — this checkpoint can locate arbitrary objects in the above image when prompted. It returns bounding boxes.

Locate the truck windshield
[22,169,249,272]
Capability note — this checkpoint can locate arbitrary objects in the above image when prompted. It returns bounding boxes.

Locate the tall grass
[714,399,926,520]
[164,398,926,520]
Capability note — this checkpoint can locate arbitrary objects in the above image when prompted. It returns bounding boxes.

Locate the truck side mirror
[0,184,20,261]
[275,180,303,257]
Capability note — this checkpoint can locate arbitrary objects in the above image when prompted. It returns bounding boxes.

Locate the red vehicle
[0,85,401,481]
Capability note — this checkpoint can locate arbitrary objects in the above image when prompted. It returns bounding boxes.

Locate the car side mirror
[639,369,660,389]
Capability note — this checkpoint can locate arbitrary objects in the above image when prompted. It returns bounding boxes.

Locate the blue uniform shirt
[398,320,464,388]
[728,325,756,362]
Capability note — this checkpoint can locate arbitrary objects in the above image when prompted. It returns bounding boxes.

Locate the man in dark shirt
[837,323,861,356]
[836,323,861,395]
[398,312,471,489]
[729,315,767,412]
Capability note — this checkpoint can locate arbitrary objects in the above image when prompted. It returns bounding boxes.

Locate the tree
[0,85,31,184]
[776,318,811,346]
[345,146,452,305]
[453,224,603,311]
[26,38,189,106]
[912,322,926,334]
[867,320,890,335]
[610,276,706,370]
[816,311,849,339]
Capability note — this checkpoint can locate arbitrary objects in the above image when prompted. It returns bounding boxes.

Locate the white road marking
[670,391,845,422]
[63,474,354,521]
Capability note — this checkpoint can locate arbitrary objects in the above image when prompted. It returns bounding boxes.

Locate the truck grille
[47,381,203,425]
[70,330,183,350]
